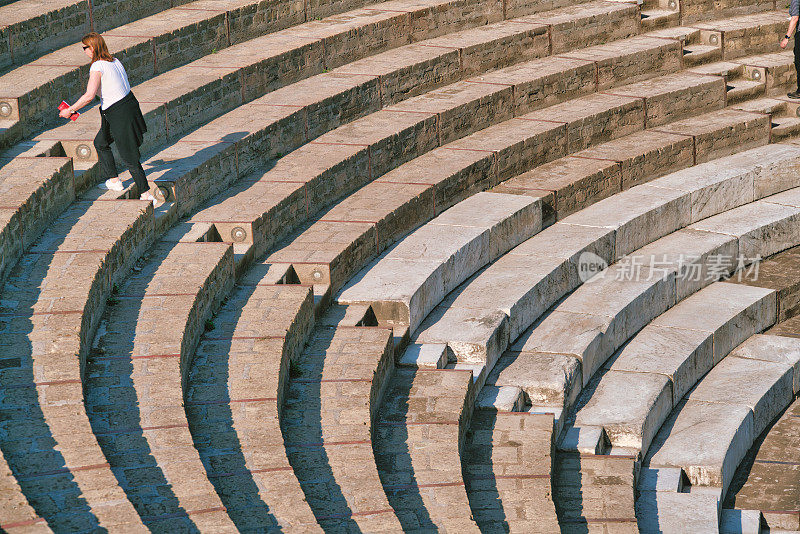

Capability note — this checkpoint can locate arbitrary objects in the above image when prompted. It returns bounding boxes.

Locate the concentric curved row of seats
[725,392,800,532]
[84,239,242,530]
[1,0,796,528]
[638,332,800,531]
[0,198,153,530]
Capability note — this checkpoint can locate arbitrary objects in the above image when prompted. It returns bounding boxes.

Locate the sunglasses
[82,45,90,50]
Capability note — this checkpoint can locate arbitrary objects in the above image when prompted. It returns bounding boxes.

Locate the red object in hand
[58,101,80,121]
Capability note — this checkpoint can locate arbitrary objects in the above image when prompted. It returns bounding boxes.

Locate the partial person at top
[59,32,156,205]
[780,0,800,99]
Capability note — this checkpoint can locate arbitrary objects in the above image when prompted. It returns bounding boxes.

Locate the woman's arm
[59,70,101,117]
[782,16,799,48]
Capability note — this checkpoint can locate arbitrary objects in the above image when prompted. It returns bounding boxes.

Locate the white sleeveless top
[89,58,131,110]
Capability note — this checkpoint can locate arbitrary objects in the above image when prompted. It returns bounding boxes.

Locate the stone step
[496,108,769,220]
[725,395,800,531]
[0,157,75,285]
[337,191,543,333]
[0,0,196,71]
[691,11,788,60]
[513,0,640,54]
[191,31,683,282]
[463,410,560,531]
[553,451,639,529]
[281,321,401,531]
[0,199,153,531]
[572,281,778,455]
[185,282,320,531]
[418,143,800,382]
[636,489,721,533]
[727,244,800,321]
[0,446,51,533]
[641,8,681,32]
[602,70,726,128]
[84,240,237,530]
[678,0,774,24]
[643,332,800,512]
[374,367,480,531]
[33,5,559,164]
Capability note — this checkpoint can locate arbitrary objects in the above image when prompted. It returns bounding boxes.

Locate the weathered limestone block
[648,399,753,491]
[561,184,690,259]
[732,334,800,394]
[694,12,788,59]
[523,93,645,153]
[636,490,721,533]
[387,80,514,145]
[472,56,596,116]
[4,0,89,67]
[518,1,639,54]
[651,282,777,363]
[562,36,683,90]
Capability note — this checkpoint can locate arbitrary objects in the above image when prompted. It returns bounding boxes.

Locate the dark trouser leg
[794,35,800,91]
[104,113,149,195]
[94,116,118,180]
[124,159,149,195]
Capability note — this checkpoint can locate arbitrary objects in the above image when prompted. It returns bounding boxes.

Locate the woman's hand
[59,107,74,119]
[781,36,790,48]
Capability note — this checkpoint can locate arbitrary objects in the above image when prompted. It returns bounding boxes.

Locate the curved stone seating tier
[463,410,560,532]
[0,447,51,533]
[281,319,401,531]
[374,366,481,531]
[553,450,639,532]
[28,0,568,165]
[84,240,236,530]
[725,387,800,532]
[727,244,800,322]
[638,333,800,531]
[0,156,74,285]
[0,0,198,72]
[338,191,543,332]
[572,281,778,455]
[182,280,319,530]
[0,199,153,531]
[0,0,637,149]
[419,144,800,387]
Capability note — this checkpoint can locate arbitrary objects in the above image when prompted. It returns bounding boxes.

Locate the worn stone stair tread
[84,241,236,530]
[574,281,778,455]
[635,490,720,533]
[0,198,153,531]
[726,394,800,530]
[415,144,800,393]
[184,281,321,531]
[0,446,51,533]
[281,321,402,531]
[375,367,480,531]
[338,191,542,333]
[463,411,559,529]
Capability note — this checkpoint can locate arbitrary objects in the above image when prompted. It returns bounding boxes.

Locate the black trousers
[795,35,800,91]
[94,93,149,194]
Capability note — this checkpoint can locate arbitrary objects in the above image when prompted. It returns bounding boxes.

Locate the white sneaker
[140,192,157,207]
[104,178,124,191]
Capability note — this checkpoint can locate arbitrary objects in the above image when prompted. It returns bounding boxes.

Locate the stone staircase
[1,0,800,531]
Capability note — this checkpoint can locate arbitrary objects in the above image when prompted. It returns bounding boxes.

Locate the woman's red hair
[81,32,114,63]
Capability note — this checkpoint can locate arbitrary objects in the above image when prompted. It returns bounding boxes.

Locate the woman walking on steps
[59,32,156,204]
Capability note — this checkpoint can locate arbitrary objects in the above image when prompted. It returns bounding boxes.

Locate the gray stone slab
[622,228,739,301]
[731,334,800,393]
[611,325,714,405]
[687,355,794,437]
[636,489,721,533]
[647,399,754,492]
[338,192,541,332]
[416,306,509,368]
[648,158,755,223]
[651,282,776,364]
[574,370,672,453]
[487,351,582,409]
[689,198,800,260]
[512,309,621,387]
[560,184,691,259]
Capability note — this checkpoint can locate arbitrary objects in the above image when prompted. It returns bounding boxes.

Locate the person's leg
[94,116,118,180]
[793,35,800,94]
